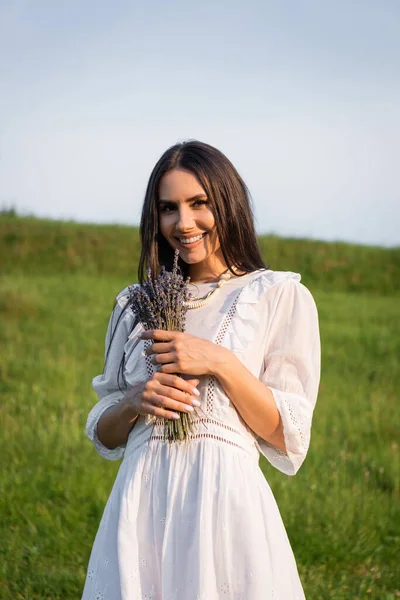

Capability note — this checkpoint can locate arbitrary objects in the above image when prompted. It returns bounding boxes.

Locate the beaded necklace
[184,270,234,309]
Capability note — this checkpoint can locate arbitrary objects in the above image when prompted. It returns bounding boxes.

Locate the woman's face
[158,168,226,280]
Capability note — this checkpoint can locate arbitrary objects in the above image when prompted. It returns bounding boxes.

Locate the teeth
[179,233,204,244]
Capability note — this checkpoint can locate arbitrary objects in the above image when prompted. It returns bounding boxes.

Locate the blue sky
[1,0,399,246]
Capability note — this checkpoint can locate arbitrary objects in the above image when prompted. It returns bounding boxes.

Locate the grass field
[1,215,399,599]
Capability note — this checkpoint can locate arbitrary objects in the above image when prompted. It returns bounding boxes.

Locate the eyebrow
[158,194,208,205]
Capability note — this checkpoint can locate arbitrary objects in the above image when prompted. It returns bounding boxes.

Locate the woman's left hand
[140,330,229,377]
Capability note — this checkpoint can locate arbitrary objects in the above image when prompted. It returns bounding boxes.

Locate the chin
[180,253,207,265]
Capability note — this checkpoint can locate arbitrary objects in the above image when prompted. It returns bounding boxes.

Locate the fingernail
[192,399,201,407]
[192,388,200,396]
[184,404,194,412]
[172,413,180,419]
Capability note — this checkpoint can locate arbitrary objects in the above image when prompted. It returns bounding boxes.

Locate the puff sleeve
[256,279,321,475]
[85,288,137,460]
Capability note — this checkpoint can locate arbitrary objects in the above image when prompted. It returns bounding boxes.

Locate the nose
[175,207,196,232]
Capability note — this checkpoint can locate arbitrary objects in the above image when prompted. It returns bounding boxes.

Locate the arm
[86,291,138,460]
[96,400,139,451]
[215,278,321,475]
[215,351,287,452]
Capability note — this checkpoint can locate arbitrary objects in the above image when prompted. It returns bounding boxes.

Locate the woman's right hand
[122,372,201,421]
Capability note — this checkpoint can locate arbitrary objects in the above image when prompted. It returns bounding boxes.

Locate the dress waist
[124,416,260,462]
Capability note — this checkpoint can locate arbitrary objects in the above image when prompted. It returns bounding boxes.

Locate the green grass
[1,213,399,294]
[0,216,399,599]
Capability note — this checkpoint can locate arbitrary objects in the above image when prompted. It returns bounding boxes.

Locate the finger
[153,372,200,396]
[150,393,195,415]
[155,383,199,406]
[142,401,181,421]
[152,352,175,365]
[158,363,180,375]
[145,342,171,356]
[141,330,181,341]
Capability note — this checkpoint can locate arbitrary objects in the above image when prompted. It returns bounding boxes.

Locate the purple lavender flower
[127,249,198,442]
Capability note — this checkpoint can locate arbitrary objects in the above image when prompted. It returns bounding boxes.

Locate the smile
[176,232,207,246]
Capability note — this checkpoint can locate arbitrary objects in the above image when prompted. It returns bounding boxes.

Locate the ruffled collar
[220,269,301,356]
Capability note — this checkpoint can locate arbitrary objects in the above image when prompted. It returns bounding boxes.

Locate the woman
[82,140,321,599]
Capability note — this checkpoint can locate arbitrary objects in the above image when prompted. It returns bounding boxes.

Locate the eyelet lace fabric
[204,293,242,416]
[122,416,260,463]
[82,269,320,599]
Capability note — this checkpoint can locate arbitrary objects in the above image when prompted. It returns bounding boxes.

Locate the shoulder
[242,268,301,300]
[106,284,138,328]
[251,268,301,288]
[244,269,317,312]
[115,284,137,309]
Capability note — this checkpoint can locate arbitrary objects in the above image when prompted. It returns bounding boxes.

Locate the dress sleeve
[86,291,136,460]
[256,278,321,475]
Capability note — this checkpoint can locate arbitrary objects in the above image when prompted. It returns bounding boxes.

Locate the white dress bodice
[86,268,320,476]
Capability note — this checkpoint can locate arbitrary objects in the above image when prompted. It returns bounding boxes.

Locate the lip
[175,232,207,249]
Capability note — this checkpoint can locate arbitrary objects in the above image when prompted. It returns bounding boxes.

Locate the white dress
[82,269,321,600]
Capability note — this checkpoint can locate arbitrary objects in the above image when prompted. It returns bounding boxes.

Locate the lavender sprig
[128,250,203,442]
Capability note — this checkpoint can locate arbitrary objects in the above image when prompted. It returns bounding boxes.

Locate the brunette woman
[82,140,320,599]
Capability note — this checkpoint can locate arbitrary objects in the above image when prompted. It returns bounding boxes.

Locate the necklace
[184,271,233,309]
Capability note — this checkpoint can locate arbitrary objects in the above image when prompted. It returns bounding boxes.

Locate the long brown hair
[138,140,266,283]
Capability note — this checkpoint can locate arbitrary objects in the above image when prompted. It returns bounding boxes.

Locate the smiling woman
[158,169,225,282]
[81,140,321,599]
[138,140,265,285]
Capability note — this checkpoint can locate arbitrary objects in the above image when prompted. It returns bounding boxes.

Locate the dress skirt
[81,422,306,600]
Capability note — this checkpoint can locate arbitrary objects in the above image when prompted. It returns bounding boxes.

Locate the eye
[192,200,207,208]
[159,204,175,213]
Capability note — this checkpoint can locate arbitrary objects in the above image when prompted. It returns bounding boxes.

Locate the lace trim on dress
[148,433,252,452]
[206,291,243,415]
[123,416,259,460]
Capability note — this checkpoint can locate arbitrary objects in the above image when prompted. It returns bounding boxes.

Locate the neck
[188,253,231,284]
[189,269,231,285]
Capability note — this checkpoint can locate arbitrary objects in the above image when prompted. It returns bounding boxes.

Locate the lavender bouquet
[128,250,203,442]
